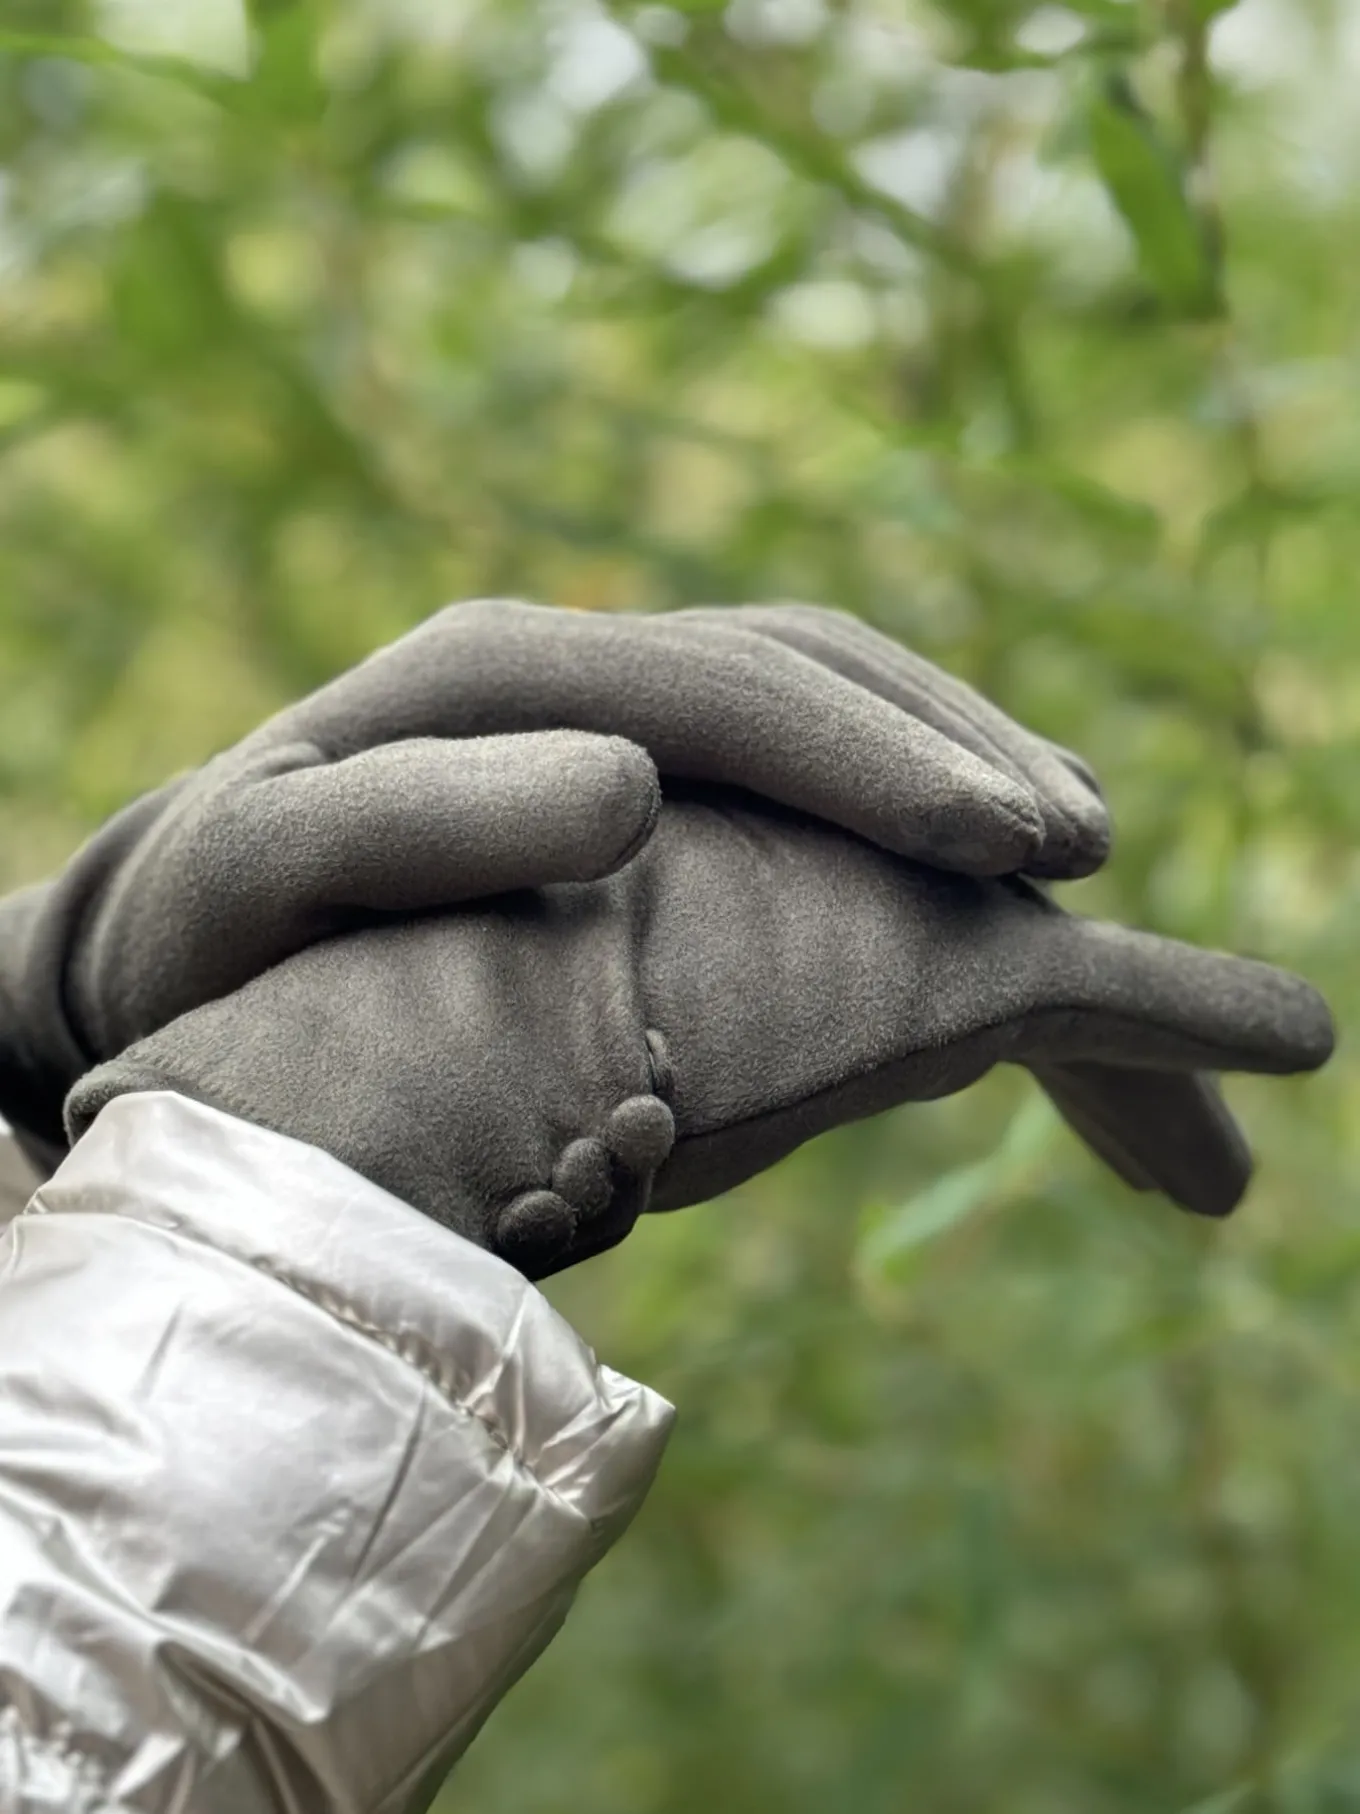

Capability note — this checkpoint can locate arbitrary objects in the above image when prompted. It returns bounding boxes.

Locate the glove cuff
[0,783,184,1157]
[0,882,89,1159]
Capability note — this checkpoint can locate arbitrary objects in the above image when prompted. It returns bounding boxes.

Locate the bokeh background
[1,0,1357,1808]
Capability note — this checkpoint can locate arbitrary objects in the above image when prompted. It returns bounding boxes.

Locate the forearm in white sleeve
[0,1091,674,1813]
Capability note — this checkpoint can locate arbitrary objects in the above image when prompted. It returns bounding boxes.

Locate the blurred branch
[0,31,244,103]
[648,41,981,277]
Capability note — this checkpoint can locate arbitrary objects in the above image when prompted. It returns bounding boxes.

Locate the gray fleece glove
[68,787,1333,1281]
[0,600,1107,1167]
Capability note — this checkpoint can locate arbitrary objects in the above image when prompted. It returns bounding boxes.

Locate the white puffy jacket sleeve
[0,1092,674,1813]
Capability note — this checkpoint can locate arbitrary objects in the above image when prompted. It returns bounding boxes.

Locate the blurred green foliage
[1,0,1357,1808]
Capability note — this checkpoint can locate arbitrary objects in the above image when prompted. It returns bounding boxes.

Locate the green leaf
[1177,1785,1257,1814]
[859,1160,1000,1272]
[856,1095,1059,1282]
[108,193,237,361]
[1088,72,1219,317]
[0,30,245,103]
[248,4,327,125]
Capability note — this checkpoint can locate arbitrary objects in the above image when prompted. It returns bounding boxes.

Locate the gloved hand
[68,787,1333,1280]
[0,600,1107,1167]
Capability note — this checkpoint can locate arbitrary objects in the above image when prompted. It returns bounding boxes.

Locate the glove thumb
[77,729,660,1052]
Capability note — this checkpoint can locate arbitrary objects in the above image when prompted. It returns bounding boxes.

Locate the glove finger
[679,602,1109,880]
[85,730,659,1047]
[1004,898,1336,1076]
[1029,1061,1253,1218]
[251,599,1047,878]
[734,600,1104,798]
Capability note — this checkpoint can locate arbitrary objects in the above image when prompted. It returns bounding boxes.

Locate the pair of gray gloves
[0,602,1334,1279]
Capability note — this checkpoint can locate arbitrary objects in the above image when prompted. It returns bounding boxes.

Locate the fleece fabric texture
[69,788,1335,1282]
[0,600,1111,1158]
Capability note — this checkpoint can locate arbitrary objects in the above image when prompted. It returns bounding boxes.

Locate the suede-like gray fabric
[0,601,1110,1157]
[69,789,1334,1281]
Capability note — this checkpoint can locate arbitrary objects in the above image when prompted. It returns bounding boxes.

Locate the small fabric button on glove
[603,1095,677,1175]
[551,1137,614,1217]
[494,1190,578,1274]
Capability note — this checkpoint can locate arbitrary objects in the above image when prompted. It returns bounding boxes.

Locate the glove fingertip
[1023,817,1112,882]
[914,777,1045,878]
[1021,756,1113,882]
[575,734,662,878]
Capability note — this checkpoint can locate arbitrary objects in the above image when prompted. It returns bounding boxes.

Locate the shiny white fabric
[0,1093,674,1813]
